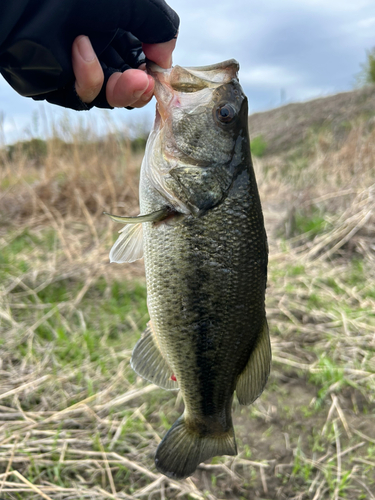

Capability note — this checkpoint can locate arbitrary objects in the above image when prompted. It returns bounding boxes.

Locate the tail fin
[155,415,237,479]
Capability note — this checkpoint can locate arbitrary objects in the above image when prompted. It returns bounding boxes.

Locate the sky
[0,0,374,143]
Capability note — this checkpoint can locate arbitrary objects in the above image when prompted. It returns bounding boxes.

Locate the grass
[250,135,267,157]
[0,108,375,499]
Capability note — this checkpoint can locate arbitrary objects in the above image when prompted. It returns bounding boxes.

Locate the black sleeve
[0,0,179,110]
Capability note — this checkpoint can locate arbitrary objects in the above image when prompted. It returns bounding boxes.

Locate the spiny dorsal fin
[130,322,179,390]
[236,319,271,405]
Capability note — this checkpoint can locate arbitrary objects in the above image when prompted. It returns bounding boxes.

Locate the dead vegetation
[249,84,375,155]
[0,98,375,499]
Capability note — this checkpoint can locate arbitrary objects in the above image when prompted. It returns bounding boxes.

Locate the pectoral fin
[131,322,179,390]
[105,207,170,263]
[109,223,144,263]
[236,319,271,405]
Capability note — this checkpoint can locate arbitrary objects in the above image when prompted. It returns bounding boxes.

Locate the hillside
[248,84,375,155]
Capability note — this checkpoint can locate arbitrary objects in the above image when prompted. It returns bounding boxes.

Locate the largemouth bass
[106,59,271,479]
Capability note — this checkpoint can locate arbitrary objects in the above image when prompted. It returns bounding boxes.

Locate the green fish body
[107,60,271,479]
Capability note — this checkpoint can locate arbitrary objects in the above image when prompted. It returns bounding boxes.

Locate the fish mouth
[147,59,240,124]
[147,59,240,85]
[147,62,175,123]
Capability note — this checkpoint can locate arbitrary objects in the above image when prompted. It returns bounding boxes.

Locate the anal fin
[130,322,179,390]
[236,319,271,405]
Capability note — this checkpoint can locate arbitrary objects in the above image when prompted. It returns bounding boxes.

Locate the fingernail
[77,36,95,62]
[133,82,149,100]
[141,90,153,102]
[133,89,145,99]
[147,74,155,90]
[140,77,154,101]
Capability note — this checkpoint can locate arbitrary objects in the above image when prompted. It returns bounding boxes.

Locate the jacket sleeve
[0,0,179,109]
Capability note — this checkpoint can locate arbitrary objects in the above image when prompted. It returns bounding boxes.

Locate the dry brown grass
[0,109,375,499]
[249,84,375,155]
[0,132,141,225]
[254,119,375,260]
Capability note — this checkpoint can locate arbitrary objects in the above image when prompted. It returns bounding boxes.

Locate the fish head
[145,60,250,216]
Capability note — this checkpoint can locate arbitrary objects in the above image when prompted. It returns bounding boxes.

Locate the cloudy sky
[0,0,374,143]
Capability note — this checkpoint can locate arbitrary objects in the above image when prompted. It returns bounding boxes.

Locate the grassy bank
[0,108,375,499]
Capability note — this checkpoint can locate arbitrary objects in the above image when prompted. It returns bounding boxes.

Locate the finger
[106,69,154,108]
[72,36,104,103]
[131,87,155,108]
[142,37,177,69]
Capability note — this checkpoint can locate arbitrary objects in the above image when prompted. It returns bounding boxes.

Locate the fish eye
[216,104,236,124]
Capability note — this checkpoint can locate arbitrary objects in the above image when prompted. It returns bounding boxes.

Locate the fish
[105,59,271,479]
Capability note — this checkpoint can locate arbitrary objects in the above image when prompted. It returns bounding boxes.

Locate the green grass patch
[250,135,267,157]
[290,207,329,238]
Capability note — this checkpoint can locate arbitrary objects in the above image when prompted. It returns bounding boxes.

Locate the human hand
[72,35,177,108]
[0,0,179,110]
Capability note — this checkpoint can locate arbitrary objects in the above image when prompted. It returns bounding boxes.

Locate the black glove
[0,0,179,110]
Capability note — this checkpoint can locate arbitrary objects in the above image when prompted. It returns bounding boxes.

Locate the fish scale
[106,59,271,479]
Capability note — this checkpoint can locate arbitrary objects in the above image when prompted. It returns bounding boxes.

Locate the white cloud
[357,16,375,29]
[240,65,301,88]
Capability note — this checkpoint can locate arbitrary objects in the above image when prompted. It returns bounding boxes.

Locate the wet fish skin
[107,59,271,479]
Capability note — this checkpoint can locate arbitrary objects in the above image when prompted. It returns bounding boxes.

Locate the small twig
[11,471,54,500]
[133,407,161,443]
[327,441,365,463]
[352,457,375,467]
[321,397,336,436]
[312,480,327,500]
[95,384,159,411]
[308,471,321,494]
[333,420,341,500]
[351,477,375,500]
[98,439,118,498]
[109,414,129,451]
[332,394,352,438]
[260,466,268,494]
[352,429,375,444]
[58,440,68,464]
[0,437,18,494]
[133,476,165,497]
[0,375,50,402]
[233,458,270,468]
